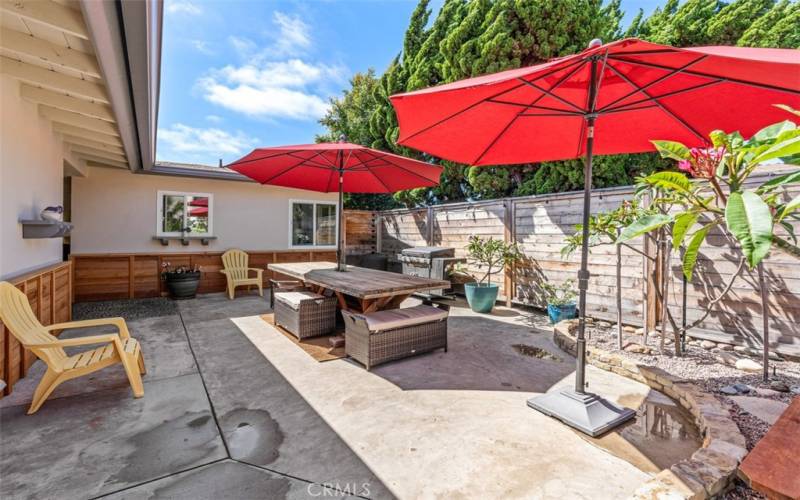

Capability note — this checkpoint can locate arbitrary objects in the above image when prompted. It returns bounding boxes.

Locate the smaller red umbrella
[228,138,442,271]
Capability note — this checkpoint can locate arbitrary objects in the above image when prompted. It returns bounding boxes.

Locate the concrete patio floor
[0,293,665,499]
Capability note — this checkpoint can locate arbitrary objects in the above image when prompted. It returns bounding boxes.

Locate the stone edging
[553,320,748,499]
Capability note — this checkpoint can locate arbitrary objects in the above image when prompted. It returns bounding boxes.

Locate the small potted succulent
[161,262,201,299]
[541,280,578,324]
[464,235,522,313]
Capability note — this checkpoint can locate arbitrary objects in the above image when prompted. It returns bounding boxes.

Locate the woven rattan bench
[274,291,337,339]
[342,303,449,370]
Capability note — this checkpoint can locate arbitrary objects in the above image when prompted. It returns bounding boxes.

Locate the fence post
[375,213,382,254]
[426,205,435,246]
[641,192,659,335]
[503,199,515,307]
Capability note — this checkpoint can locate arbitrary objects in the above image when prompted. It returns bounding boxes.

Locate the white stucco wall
[70,166,339,254]
[0,75,65,279]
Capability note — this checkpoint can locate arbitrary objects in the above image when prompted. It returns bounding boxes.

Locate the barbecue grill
[397,247,465,298]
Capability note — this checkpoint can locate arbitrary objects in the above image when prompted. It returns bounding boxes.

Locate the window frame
[156,190,214,237]
[288,199,339,249]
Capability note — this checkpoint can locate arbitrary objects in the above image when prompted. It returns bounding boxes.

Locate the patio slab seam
[174,304,376,500]
[553,319,748,500]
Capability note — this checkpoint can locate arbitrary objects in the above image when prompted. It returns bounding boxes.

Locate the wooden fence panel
[372,170,800,356]
[1,261,72,396]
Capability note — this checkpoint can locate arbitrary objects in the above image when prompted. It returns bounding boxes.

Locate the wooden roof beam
[0,0,89,40]
[39,104,119,136]
[51,122,123,147]
[84,157,129,169]
[0,56,108,102]
[21,84,114,121]
[59,134,125,155]
[68,144,127,163]
[0,27,100,77]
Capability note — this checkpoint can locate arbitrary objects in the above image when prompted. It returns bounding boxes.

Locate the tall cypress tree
[321,0,799,209]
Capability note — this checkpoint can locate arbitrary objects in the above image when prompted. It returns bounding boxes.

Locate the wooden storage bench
[342,303,449,370]
[274,291,336,339]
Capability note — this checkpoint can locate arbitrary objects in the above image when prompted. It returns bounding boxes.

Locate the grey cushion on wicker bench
[274,291,336,339]
[341,303,449,370]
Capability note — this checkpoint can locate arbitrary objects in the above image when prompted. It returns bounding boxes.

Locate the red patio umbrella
[390,38,800,436]
[227,138,442,271]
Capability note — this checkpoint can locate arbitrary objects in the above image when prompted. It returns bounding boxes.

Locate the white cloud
[198,59,345,121]
[190,40,215,55]
[159,124,258,156]
[228,36,257,58]
[166,0,202,15]
[197,10,346,122]
[271,12,311,56]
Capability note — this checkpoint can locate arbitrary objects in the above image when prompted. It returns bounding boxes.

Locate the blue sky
[157,0,664,165]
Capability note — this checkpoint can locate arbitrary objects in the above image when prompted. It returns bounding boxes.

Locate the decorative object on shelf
[40,205,64,221]
[541,280,578,324]
[161,262,201,299]
[152,235,216,246]
[20,205,72,238]
[463,235,522,313]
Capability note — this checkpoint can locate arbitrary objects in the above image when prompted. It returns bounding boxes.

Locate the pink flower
[678,159,693,173]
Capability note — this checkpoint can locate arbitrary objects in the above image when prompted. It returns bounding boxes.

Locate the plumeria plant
[619,105,800,279]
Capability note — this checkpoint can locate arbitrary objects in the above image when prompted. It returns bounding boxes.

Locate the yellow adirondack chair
[0,282,145,414]
[220,249,263,300]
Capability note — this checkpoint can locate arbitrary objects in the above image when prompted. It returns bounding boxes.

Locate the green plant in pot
[464,235,522,313]
[540,280,578,324]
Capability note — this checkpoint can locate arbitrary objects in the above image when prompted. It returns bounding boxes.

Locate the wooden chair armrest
[46,317,131,339]
[28,334,119,348]
[220,269,230,275]
[248,268,263,278]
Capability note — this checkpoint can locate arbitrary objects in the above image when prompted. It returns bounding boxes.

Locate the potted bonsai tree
[464,235,522,313]
[541,280,578,324]
[161,262,201,299]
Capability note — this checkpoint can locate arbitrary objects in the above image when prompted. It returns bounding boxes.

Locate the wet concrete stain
[512,344,562,362]
[151,461,293,499]
[579,392,702,473]
[219,408,284,466]
[85,410,222,488]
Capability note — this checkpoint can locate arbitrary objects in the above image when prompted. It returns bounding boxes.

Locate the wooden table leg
[384,294,411,310]
[334,291,350,311]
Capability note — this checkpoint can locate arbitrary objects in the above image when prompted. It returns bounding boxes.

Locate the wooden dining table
[267,261,449,313]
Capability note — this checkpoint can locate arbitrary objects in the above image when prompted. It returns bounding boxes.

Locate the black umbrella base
[527,389,636,437]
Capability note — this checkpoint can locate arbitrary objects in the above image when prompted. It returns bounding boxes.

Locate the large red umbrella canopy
[227,141,442,193]
[389,37,800,435]
[227,141,442,271]
[391,38,800,165]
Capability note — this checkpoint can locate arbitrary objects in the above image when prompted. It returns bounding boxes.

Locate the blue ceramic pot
[465,283,499,313]
[548,302,577,324]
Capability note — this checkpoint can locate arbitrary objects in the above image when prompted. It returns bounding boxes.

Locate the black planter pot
[163,271,201,300]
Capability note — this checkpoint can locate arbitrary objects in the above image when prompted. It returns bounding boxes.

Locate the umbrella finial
[588,38,603,49]
[338,134,347,143]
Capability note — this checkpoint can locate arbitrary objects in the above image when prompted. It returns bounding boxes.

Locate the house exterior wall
[0,75,65,280]
[70,166,339,254]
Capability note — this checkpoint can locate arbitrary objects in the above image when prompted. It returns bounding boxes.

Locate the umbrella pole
[527,50,635,436]
[337,169,345,272]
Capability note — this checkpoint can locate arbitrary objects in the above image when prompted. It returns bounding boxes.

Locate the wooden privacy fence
[1,261,72,396]
[375,171,800,358]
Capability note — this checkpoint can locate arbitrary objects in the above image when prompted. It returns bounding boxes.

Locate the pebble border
[553,319,748,499]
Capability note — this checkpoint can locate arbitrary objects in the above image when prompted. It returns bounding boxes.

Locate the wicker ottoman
[274,291,336,339]
[342,303,449,370]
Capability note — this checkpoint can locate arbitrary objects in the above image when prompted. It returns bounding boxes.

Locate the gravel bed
[582,322,798,499]
[73,297,178,321]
